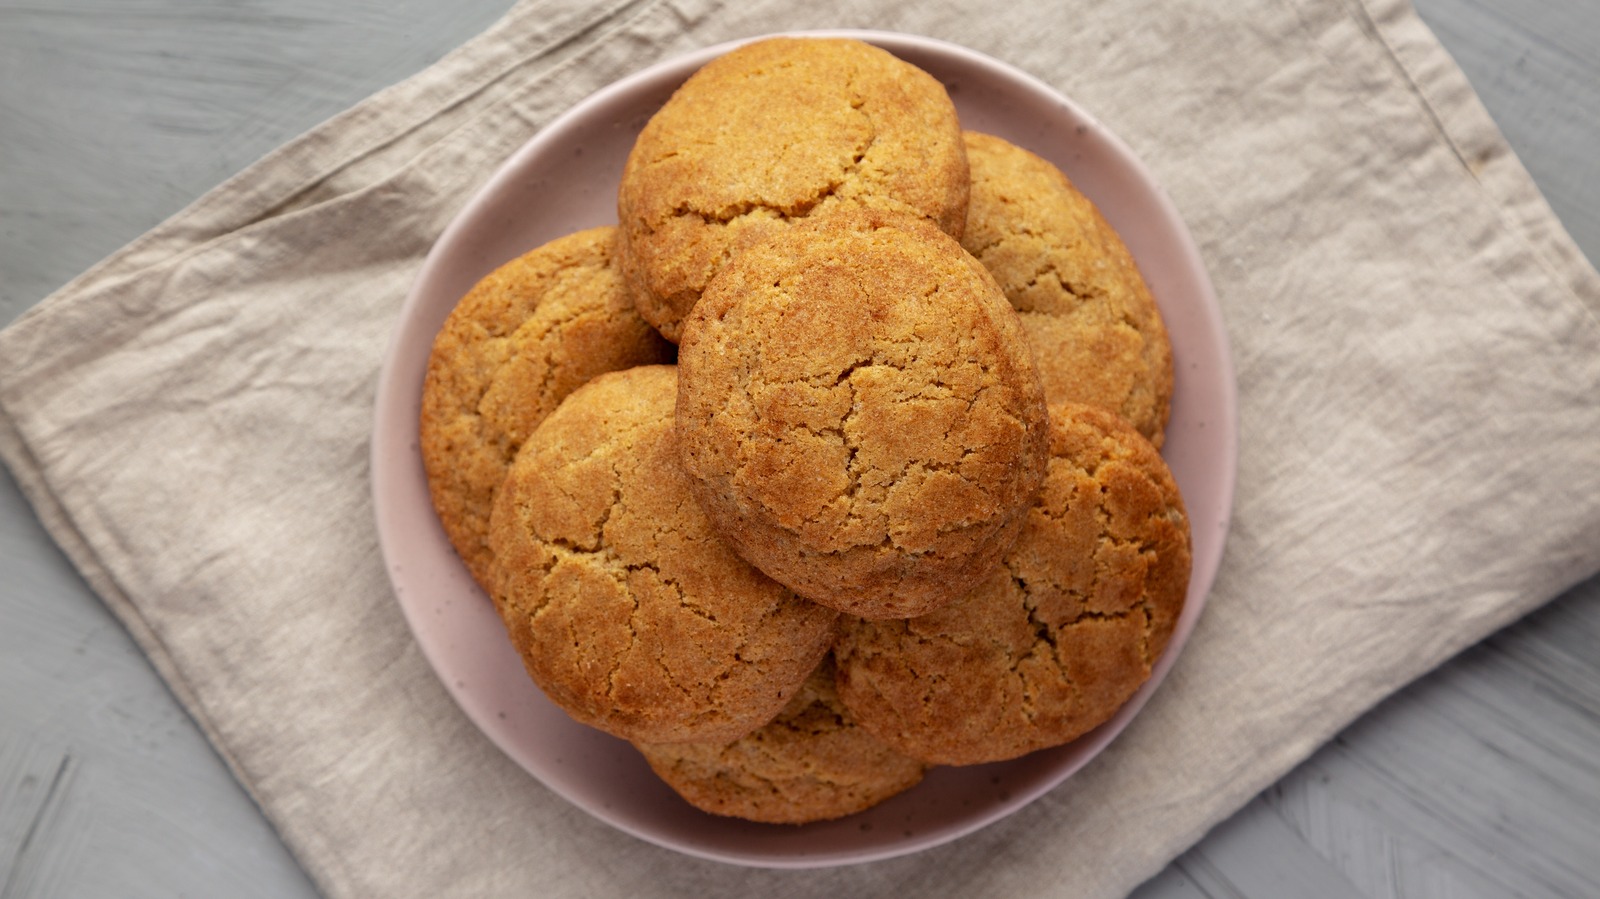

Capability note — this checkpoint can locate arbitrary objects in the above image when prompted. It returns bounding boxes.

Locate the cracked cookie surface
[487,365,839,745]
[419,227,674,590]
[961,132,1174,447]
[833,403,1191,766]
[634,655,926,824]
[676,208,1049,620]
[616,36,969,343]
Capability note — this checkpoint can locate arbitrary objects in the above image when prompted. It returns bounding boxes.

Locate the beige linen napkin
[3,0,1598,896]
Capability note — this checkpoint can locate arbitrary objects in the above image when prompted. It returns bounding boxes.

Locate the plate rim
[370,28,1237,869]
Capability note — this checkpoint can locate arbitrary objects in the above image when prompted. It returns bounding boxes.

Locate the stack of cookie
[419,37,1192,825]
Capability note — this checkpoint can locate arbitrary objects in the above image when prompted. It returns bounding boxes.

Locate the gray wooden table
[1,2,1596,896]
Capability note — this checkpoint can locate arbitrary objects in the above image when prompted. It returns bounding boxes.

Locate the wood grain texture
[1278,591,1600,899]
[1413,0,1600,259]
[0,0,522,320]
[0,467,319,899]
[1138,575,1600,899]
[0,741,82,899]
[1130,4,1600,893]
[0,0,1597,897]
[0,2,518,897]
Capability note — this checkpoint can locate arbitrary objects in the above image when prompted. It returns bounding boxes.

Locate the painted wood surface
[1,1,1596,896]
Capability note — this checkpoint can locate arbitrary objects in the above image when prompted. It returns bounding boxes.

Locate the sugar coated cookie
[617,36,969,342]
[676,208,1049,620]
[487,365,839,744]
[419,227,674,589]
[961,132,1173,447]
[634,655,926,824]
[833,403,1191,765]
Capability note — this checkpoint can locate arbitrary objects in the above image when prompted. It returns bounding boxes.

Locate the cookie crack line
[545,408,658,476]
[650,91,879,231]
[1135,600,1156,667]
[604,568,644,707]
[529,455,628,586]
[656,152,866,229]
[624,557,721,627]
[1020,591,1080,726]
[834,358,868,510]
[855,646,949,728]
[661,192,821,229]
[749,359,1019,544]
[1021,263,1092,310]
[719,601,781,703]
[1013,569,1156,689]
[448,260,595,421]
[513,313,586,441]
[590,457,626,548]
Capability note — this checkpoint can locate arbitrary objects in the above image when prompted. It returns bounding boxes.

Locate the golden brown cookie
[617,36,970,343]
[419,227,674,590]
[487,365,839,745]
[833,403,1191,766]
[676,208,1049,620]
[961,132,1174,447]
[634,655,926,824]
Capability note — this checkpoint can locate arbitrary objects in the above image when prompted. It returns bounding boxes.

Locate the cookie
[419,226,674,590]
[634,655,926,824]
[676,208,1049,620]
[487,365,839,745]
[833,403,1191,766]
[961,132,1174,447]
[617,36,969,343]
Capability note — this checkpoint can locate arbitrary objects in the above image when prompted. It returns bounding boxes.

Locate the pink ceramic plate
[372,31,1236,868]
